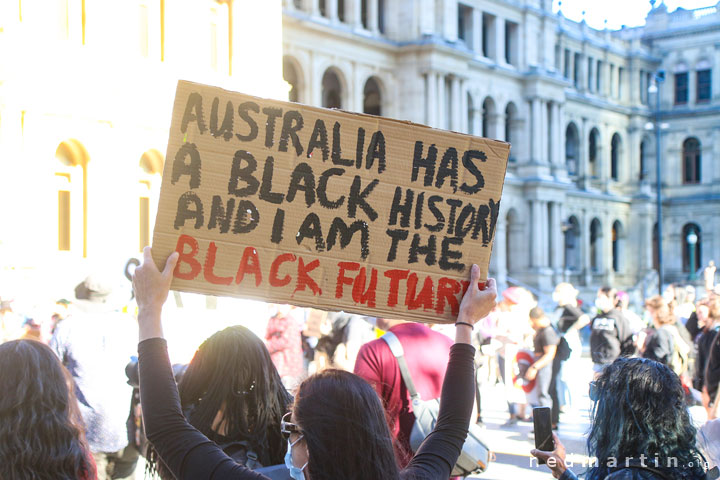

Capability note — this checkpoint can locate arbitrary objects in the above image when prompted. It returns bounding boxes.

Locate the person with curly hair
[532,357,710,479]
[0,339,97,480]
[146,325,292,477]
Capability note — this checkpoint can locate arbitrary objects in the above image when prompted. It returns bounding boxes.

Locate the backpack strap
[381,332,421,402]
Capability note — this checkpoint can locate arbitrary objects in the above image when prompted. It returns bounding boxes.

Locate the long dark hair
[0,339,94,480]
[148,325,291,476]
[294,369,401,480]
[586,357,706,479]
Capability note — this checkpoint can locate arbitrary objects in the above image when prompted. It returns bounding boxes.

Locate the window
[565,123,579,176]
[682,223,701,273]
[481,13,495,58]
[618,67,624,100]
[363,77,382,116]
[675,72,688,104]
[611,133,621,181]
[612,221,623,273]
[564,49,570,78]
[458,4,472,48]
[697,69,711,103]
[587,57,593,91]
[574,53,581,87]
[590,218,602,272]
[505,21,518,65]
[682,137,701,184]
[596,60,602,93]
[361,0,367,28]
[322,69,343,109]
[57,181,71,251]
[609,64,615,97]
[338,0,345,22]
[589,128,599,177]
[319,0,326,17]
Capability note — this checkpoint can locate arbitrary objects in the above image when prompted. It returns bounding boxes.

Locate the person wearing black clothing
[590,287,633,374]
[695,300,719,391]
[642,327,675,366]
[704,299,720,416]
[132,247,498,480]
[525,307,560,428]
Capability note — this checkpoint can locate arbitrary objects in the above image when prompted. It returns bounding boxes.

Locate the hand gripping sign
[151,80,509,323]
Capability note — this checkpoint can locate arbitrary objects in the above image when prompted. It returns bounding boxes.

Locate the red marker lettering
[235,247,262,286]
[295,257,322,296]
[203,242,232,285]
[269,253,296,287]
[173,234,202,280]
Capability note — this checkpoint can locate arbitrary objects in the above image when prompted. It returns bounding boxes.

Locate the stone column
[495,216,508,289]
[604,211,614,286]
[328,0,338,21]
[495,17,506,63]
[531,98,542,163]
[556,103,565,168]
[460,80,468,133]
[493,112,505,142]
[473,99,482,136]
[311,0,321,16]
[437,74,446,130]
[450,76,461,132]
[551,201,564,284]
[368,0,379,33]
[426,72,438,127]
[349,0,363,28]
[579,117,589,189]
[581,211,592,286]
[569,52,575,86]
[540,100,549,164]
[540,200,550,268]
[531,200,544,268]
[688,70,697,107]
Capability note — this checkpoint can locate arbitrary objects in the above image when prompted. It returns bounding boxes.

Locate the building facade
[0,0,285,300]
[281,0,720,296]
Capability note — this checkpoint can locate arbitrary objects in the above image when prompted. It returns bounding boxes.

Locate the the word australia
[169,91,498,272]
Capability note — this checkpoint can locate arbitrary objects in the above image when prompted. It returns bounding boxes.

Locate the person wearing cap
[50,274,139,480]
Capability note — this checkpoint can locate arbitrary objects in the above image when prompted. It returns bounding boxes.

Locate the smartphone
[533,406,554,465]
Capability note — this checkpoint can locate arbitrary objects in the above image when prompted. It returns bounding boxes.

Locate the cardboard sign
[152,80,509,323]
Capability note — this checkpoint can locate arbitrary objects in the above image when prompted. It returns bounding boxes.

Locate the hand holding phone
[533,407,555,465]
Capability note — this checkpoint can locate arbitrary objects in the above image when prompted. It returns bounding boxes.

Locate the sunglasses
[281,412,302,439]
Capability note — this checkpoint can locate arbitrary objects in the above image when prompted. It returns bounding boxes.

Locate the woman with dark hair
[146,325,292,477]
[0,339,97,480]
[132,247,497,480]
[532,357,709,479]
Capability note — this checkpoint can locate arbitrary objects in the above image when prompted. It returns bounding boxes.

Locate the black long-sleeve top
[138,337,475,480]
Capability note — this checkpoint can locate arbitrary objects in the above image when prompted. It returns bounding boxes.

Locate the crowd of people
[1,249,720,479]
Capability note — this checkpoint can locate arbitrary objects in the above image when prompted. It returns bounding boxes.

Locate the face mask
[284,436,308,480]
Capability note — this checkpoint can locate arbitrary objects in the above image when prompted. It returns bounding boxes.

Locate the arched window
[338,0,345,22]
[563,216,581,271]
[482,97,496,139]
[612,220,624,273]
[590,218,602,272]
[322,68,343,109]
[139,149,164,252]
[589,128,600,178]
[639,137,650,181]
[565,123,579,176]
[682,137,701,184]
[55,140,89,256]
[611,133,621,181]
[505,102,517,146]
[363,77,382,116]
[283,56,303,103]
[682,223,701,273]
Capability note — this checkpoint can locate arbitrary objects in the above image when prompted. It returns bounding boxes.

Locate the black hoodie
[590,309,633,365]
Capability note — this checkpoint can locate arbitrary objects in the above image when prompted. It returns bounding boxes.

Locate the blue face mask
[284,436,307,480]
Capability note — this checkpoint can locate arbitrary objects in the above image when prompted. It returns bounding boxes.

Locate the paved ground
[468,357,595,479]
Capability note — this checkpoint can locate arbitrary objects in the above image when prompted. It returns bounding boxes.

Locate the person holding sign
[133,246,496,480]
